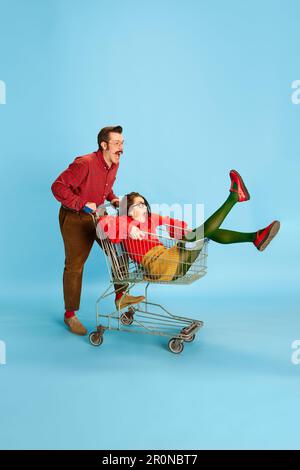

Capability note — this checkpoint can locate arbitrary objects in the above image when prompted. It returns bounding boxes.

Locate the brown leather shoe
[64,315,87,336]
[115,294,145,310]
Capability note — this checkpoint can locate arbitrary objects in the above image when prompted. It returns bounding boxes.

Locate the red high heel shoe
[253,220,280,251]
[229,169,250,202]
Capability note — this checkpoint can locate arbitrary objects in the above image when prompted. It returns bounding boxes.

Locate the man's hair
[97,125,123,150]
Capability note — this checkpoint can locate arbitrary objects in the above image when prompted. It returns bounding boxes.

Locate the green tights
[174,188,257,279]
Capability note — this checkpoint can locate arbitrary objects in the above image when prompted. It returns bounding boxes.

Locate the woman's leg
[183,169,251,242]
[174,172,252,279]
[183,190,239,243]
[174,190,239,279]
[208,228,256,244]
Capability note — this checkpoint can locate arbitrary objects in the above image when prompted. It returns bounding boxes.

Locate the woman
[97,170,280,282]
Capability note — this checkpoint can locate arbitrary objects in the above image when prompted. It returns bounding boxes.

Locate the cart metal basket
[88,203,209,354]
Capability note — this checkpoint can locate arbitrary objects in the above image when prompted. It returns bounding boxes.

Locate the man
[51,125,144,336]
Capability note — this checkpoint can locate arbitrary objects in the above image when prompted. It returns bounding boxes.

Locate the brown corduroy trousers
[59,206,126,311]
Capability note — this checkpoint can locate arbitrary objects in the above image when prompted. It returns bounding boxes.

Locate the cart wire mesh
[95,214,209,285]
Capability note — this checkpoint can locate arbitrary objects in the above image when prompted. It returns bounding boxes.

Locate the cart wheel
[89,331,103,347]
[184,334,195,343]
[120,311,134,326]
[168,338,184,354]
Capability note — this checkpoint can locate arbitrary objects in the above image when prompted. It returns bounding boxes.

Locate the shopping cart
[88,203,209,354]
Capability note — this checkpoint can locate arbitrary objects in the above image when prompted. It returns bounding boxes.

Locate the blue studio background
[0,0,299,450]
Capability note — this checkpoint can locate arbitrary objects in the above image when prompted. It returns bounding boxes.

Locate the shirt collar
[95,148,116,170]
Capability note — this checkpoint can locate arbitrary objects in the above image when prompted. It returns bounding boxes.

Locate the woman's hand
[129,225,146,240]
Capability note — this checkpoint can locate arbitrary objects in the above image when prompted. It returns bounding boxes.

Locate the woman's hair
[119,192,151,217]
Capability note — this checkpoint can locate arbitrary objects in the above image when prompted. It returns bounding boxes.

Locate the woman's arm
[96,215,143,243]
[150,213,188,239]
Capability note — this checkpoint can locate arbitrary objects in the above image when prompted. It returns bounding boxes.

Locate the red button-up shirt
[51,149,119,211]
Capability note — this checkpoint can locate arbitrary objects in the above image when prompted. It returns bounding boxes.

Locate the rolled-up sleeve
[158,215,188,239]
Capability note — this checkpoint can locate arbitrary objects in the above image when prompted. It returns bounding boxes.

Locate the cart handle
[85,202,119,226]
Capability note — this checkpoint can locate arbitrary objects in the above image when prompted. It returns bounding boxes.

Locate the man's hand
[85,202,97,211]
[129,226,146,240]
[96,207,108,217]
[111,198,120,208]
